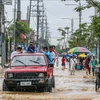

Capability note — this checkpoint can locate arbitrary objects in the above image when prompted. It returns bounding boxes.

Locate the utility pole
[62,18,79,34]
[30,0,48,47]
[66,28,69,50]
[28,0,32,26]
[17,0,21,20]
[45,16,48,40]
[37,0,40,48]
[0,0,6,66]
[41,3,44,40]
[71,18,73,34]
[65,1,83,30]
[0,0,2,56]
[27,6,29,25]
[13,0,17,50]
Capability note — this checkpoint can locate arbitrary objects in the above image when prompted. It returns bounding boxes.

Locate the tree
[90,16,100,37]
[8,20,32,44]
[68,23,97,50]
[74,0,100,13]
[74,0,100,51]
[60,0,99,50]
[58,27,69,47]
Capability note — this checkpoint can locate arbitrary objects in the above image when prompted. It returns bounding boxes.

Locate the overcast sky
[5,0,95,45]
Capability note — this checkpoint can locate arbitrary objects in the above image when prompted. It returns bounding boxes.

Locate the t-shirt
[62,58,65,64]
[85,58,90,66]
[26,46,37,53]
[43,51,53,64]
[51,51,56,63]
[10,51,20,59]
[52,51,56,58]
[70,58,76,66]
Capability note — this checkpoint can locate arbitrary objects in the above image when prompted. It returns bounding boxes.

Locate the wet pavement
[0,57,100,100]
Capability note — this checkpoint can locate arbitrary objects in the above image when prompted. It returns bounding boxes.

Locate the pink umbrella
[68,47,91,54]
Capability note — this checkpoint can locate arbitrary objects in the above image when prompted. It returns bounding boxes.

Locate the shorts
[62,63,65,66]
[49,64,54,67]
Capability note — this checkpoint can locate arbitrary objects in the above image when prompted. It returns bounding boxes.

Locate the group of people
[10,42,57,68]
[61,55,77,75]
[42,46,56,67]
[61,54,98,76]
[10,42,99,77]
[84,55,98,76]
[10,42,36,61]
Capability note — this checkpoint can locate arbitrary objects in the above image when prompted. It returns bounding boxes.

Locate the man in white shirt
[70,55,76,75]
[49,46,56,64]
[10,46,22,61]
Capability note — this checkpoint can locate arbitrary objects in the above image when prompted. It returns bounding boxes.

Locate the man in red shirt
[61,56,66,70]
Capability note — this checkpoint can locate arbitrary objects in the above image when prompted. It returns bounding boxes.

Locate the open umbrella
[68,47,91,54]
[78,54,86,58]
[86,53,93,57]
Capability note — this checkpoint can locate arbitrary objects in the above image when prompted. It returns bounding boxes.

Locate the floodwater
[0,57,100,100]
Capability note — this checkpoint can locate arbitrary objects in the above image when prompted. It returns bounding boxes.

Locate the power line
[45,8,62,19]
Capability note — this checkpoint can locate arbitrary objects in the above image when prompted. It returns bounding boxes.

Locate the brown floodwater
[1,58,100,100]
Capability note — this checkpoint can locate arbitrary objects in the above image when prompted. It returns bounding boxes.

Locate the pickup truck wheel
[3,81,9,91]
[52,75,55,88]
[3,81,13,91]
[37,87,44,92]
[46,79,52,92]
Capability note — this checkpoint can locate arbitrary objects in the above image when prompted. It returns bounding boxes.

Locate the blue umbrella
[65,54,74,59]
[65,54,72,57]
[86,53,93,58]
[73,54,77,57]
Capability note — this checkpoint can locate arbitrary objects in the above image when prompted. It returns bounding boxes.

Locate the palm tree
[58,27,70,50]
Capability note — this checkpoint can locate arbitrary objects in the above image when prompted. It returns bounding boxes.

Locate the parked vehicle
[3,53,55,92]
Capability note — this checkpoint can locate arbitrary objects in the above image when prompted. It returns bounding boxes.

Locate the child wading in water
[61,56,66,70]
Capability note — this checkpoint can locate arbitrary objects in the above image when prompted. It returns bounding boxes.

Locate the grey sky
[5,0,95,45]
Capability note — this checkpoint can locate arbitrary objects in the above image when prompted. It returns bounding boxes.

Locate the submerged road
[0,57,100,100]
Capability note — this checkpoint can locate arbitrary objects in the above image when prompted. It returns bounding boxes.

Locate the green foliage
[16,21,32,35]
[58,28,66,36]
[8,20,32,35]
[59,0,100,51]
[74,0,100,12]
[91,16,100,37]
[8,20,32,43]
[68,23,97,50]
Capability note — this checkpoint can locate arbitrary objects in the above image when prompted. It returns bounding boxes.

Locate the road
[0,57,100,100]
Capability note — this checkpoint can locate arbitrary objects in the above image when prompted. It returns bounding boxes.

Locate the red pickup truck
[3,53,55,92]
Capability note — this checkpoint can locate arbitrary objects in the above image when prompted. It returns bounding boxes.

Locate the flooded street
[1,57,100,100]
